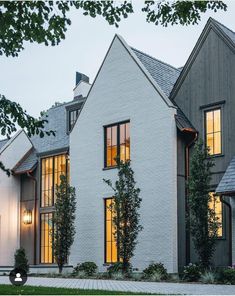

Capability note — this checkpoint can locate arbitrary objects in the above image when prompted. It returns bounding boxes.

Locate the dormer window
[69,109,79,132]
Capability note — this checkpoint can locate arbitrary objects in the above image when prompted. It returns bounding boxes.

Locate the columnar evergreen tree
[53,174,76,273]
[104,159,143,274]
[188,139,219,268]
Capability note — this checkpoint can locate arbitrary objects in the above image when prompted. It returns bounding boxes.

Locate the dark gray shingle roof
[132,47,181,97]
[132,47,194,131]
[213,18,235,44]
[14,99,84,173]
[0,138,9,151]
[216,156,235,195]
[14,149,37,174]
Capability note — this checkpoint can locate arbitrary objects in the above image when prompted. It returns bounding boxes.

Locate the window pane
[111,126,117,166]
[206,111,213,133]
[214,132,221,155]
[126,123,130,161]
[40,213,53,263]
[206,134,214,155]
[208,193,223,237]
[214,109,221,132]
[105,122,130,167]
[105,198,117,263]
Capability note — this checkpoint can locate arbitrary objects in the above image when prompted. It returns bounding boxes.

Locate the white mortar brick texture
[70,36,178,273]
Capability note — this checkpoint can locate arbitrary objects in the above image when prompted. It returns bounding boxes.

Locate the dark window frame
[39,153,69,264]
[209,191,225,240]
[68,109,79,132]
[204,107,222,157]
[40,212,55,264]
[104,198,119,264]
[104,120,130,168]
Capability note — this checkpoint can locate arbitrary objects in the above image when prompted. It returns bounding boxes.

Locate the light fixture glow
[23,210,32,224]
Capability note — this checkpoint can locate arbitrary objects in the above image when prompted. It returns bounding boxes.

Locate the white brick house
[0,18,235,273]
[69,35,178,272]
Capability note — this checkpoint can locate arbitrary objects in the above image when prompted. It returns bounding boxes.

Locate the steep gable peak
[170,18,235,100]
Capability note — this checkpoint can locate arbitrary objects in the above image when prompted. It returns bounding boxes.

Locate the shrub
[131,272,143,281]
[200,271,216,284]
[107,262,131,276]
[111,271,125,280]
[182,263,201,282]
[14,248,29,273]
[143,263,168,280]
[72,262,97,277]
[219,268,235,284]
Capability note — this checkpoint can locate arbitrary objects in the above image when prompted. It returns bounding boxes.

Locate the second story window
[205,109,221,155]
[41,154,69,207]
[104,121,130,168]
[69,109,79,132]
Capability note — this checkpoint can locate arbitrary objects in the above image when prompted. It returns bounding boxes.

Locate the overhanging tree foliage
[187,139,219,268]
[0,0,227,57]
[53,174,76,273]
[104,159,143,274]
[0,0,227,174]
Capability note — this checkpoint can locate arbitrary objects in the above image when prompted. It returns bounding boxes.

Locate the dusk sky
[1,1,235,117]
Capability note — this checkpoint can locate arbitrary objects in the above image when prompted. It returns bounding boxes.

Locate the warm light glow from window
[205,109,221,155]
[209,192,223,237]
[40,212,53,263]
[105,122,130,167]
[41,155,67,207]
[105,198,117,263]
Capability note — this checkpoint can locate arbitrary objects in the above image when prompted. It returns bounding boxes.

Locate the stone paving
[0,276,235,294]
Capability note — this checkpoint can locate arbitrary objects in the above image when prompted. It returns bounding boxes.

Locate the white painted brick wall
[70,36,178,273]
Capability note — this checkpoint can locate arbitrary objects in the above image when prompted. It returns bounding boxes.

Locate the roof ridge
[131,47,181,72]
[211,17,235,36]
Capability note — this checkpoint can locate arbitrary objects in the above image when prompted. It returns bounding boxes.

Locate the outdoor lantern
[23,209,32,224]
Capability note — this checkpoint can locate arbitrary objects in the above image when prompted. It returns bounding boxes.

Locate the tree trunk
[58,264,63,274]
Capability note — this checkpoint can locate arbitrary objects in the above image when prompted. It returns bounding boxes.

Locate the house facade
[0,18,235,273]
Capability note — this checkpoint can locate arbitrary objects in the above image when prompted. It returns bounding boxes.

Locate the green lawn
[0,284,154,295]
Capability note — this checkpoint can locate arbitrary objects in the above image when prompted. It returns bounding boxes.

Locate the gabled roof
[13,98,85,174]
[132,48,181,98]
[213,19,235,45]
[0,138,9,151]
[131,46,194,132]
[170,18,235,100]
[216,156,235,195]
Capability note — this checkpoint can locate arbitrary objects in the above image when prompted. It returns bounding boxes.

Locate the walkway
[0,276,235,294]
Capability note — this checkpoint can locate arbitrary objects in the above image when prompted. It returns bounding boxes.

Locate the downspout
[27,172,37,265]
[220,196,232,266]
[185,131,198,265]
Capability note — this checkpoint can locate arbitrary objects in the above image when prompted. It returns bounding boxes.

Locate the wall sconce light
[23,210,32,225]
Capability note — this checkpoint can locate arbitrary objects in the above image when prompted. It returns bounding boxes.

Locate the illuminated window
[205,109,221,155]
[209,192,223,237]
[41,154,68,207]
[105,198,118,263]
[105,122,130,167]
[40,212,54,263]
[40,154,69,264]
[69,109,79,131]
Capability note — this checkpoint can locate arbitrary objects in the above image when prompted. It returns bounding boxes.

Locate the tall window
[105,198,117,263]
[209,192,223,237]
[69,109,79,132]
[40,154,69,263]
[104,121,130,167]
[41,155,67,207]
[205,109,222,155]
[40,213,53,263]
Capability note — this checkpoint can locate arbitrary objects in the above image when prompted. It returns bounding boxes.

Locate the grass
[0,284,154,295]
